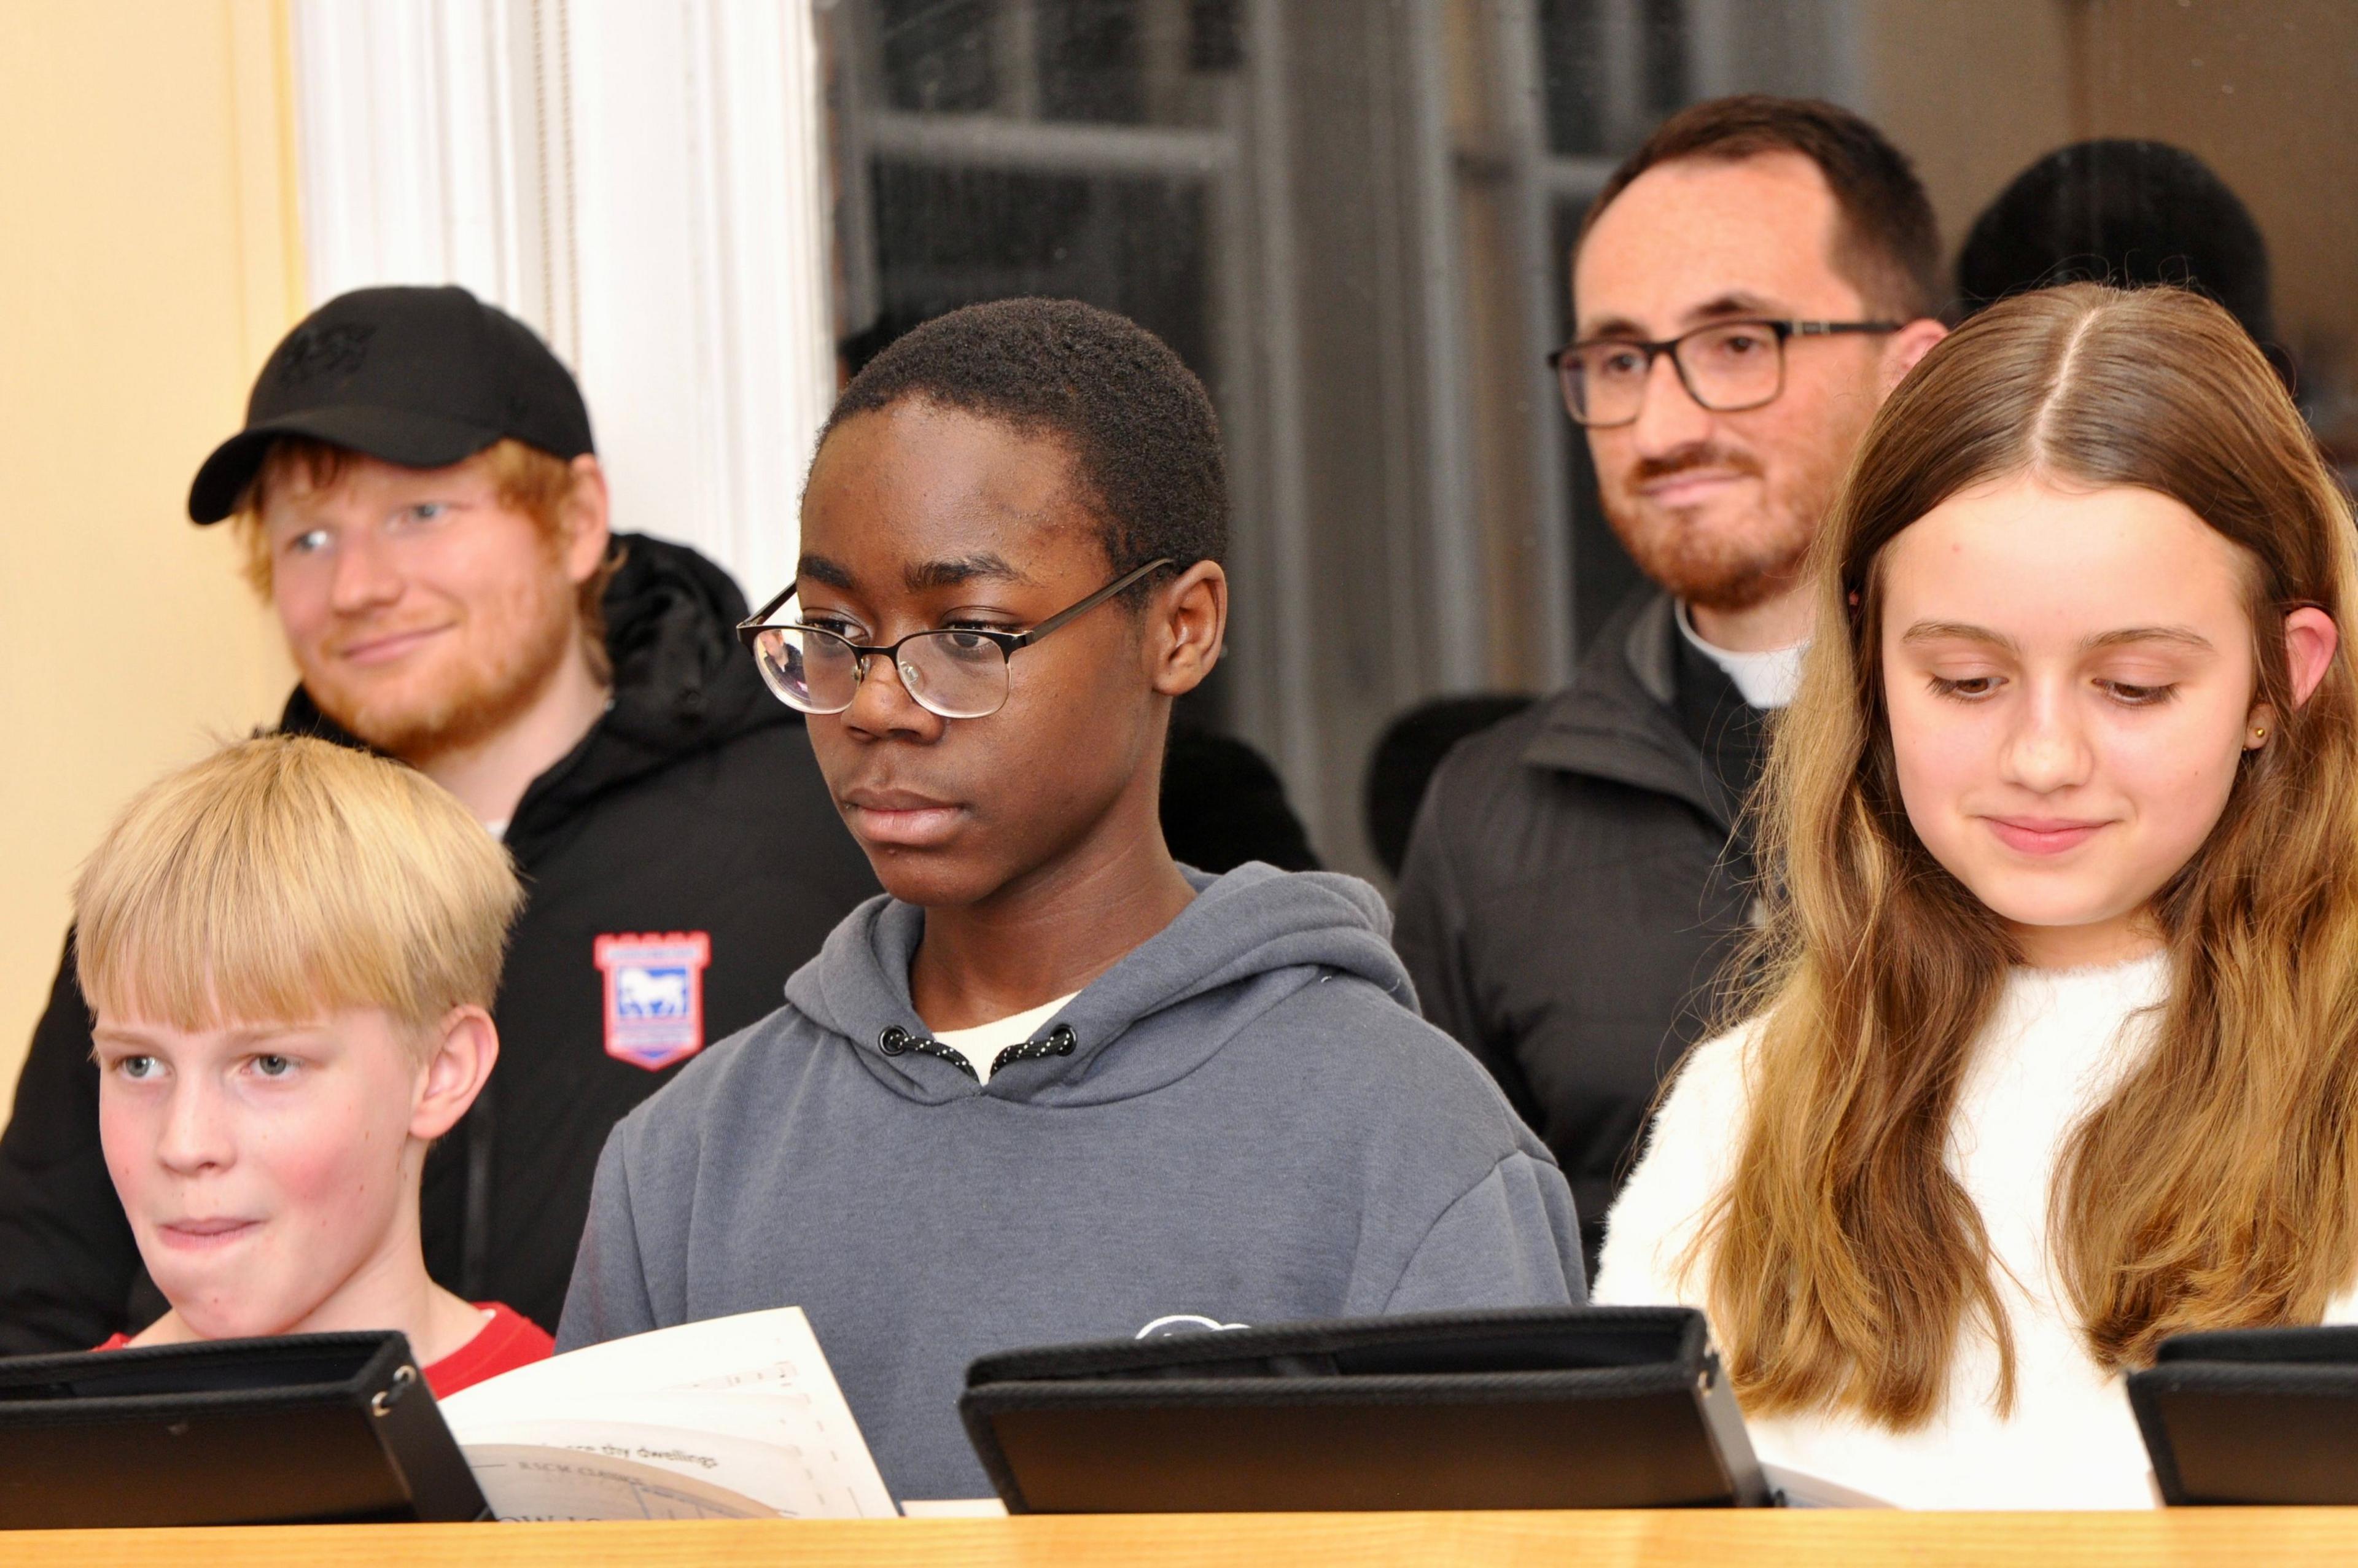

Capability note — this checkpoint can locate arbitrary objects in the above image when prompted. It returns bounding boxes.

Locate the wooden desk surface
[16,1510,2358,1566]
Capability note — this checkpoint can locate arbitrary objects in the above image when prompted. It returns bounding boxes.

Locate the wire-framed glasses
[1547,319,1901,428]
[736,556,1176,720]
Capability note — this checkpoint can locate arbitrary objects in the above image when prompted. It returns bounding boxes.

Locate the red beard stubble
[305,568,585,766]
[1603,444,1827,614]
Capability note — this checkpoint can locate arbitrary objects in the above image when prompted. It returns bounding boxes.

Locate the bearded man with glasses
[559,298,1583,1505]
[1395,97,1949,1274]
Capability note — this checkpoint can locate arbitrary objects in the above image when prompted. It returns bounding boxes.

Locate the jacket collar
[1517,588,1730,831]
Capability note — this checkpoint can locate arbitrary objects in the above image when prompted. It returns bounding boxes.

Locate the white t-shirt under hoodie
[928,993,1080,1085]
[1593,951,2358,1509]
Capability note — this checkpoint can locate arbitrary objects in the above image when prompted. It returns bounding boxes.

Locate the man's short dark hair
[822,298,1226,591]
[1579,95,1943,322]
[1954,139,2274,349]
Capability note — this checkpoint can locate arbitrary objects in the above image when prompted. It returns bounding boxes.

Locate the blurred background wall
[0,0,300,1096]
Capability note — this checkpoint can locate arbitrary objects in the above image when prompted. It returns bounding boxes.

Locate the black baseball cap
[188,284,596,524]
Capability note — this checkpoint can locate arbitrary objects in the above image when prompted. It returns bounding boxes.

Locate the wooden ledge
[14,1508,2358,1566]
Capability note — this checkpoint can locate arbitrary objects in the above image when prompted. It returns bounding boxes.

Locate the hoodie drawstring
[877,1023,1077,1082]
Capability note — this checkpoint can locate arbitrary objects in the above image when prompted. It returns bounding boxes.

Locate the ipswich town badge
[593,931,712,1071]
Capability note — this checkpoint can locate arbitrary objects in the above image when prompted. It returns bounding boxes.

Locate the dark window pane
[1540,0,1608,157]
[1188,0,1243,71]
[881,0,997,114]
[1640,0,1687,122]
[1039,0,1145,124]
[867,161,1210,381]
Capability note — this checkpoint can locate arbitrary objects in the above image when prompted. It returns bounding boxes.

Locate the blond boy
[76,734,548,1394]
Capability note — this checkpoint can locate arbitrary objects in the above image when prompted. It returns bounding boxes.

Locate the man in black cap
[0,285,877,1351]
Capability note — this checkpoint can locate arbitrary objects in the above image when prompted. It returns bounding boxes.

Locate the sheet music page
[438,1306,895,1519]
[461,1445,775,1521]
[457,1418,855,1516]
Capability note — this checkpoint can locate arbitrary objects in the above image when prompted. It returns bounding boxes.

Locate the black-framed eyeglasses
[1547,319,1901,428]
[736,557,1177,720]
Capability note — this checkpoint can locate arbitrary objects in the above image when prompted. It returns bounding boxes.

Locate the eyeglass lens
[1562,321,1784,425]
[749,626,1014,720]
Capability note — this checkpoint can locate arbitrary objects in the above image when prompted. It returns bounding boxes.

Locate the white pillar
[288,0,836,601]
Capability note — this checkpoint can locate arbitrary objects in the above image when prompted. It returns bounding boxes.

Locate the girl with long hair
[1593,283,2358,1508]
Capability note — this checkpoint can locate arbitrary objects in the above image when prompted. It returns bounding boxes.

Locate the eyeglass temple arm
[738,581,798,634]
[1005,557,1178,649]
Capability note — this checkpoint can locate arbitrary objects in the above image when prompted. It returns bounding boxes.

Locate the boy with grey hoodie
[557,299,1584,1502]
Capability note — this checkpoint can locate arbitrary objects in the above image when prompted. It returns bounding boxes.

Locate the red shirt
[95,1302,553,1399]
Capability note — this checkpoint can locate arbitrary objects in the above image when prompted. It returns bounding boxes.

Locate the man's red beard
[303,576,583,766]
[1603,447,1818,613]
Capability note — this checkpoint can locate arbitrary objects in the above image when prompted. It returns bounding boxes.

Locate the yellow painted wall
[0,1,300,1112]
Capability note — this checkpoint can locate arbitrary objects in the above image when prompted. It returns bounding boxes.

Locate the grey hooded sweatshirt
[557,863,1584,1501]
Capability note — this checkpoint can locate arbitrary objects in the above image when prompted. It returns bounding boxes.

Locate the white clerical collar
[1676,602,1807,710]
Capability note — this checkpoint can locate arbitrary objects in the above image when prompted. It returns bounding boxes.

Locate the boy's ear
[411,1006,499,1143]
[1148,561,1227,699]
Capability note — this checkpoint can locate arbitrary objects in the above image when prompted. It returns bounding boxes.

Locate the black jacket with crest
[0,535,879,1351]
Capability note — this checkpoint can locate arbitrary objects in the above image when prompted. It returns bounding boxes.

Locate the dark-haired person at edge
[1955,139,2282,376]
[558,298,1584,1504]
[0,285,879,1353]
[1393,97,1948,1269]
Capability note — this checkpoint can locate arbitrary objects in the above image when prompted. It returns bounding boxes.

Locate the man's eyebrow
[1576,293,1789,341]
[2083,626,2216,654]
[796,555,855,590]
[905,553,1034,592]
[1576,312,1648,341]
[1900,621,2021,652]
[1682,292,1786,326]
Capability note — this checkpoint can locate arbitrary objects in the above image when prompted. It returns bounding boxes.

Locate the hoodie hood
[281,532,796,864]
[784,863,1418,1108]
[596,532,780,755]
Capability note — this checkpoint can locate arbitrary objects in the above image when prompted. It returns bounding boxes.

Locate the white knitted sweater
[1593,952,2358,1509]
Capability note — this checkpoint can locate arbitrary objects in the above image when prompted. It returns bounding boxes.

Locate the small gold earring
[2252,726,2269,742]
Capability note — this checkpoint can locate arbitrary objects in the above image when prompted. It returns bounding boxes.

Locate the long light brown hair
[1700,284,2358,1427]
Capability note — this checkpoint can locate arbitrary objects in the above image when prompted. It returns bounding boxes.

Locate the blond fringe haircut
[1696,284,2358,1428]
[74,735,523,1058]
[230,436,617,684]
